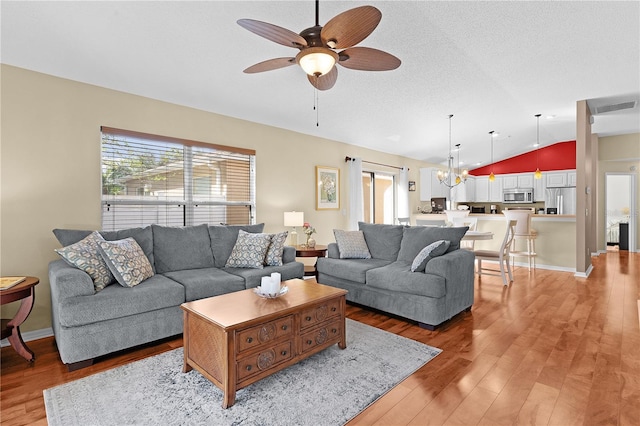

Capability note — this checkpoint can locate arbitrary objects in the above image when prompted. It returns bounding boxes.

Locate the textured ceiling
[2,1,639,168]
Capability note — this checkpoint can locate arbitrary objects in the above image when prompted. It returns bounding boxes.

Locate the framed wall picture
[316,166,340,210]
[408,181,416,191]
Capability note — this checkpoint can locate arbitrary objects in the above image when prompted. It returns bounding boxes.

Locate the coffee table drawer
[299,299,341,330]
[237,315,294,353]
[237,341,293,381]
[300,319,342,354]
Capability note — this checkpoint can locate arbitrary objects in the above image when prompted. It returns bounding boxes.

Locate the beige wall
[597,133,640,252]
[0,65,430,333]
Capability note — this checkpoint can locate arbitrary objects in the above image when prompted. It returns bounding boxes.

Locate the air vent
[594,101,637,115]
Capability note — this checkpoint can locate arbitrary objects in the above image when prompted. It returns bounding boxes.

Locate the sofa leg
[465,306,472,312]
[418,322,437,331]
[67,358,94,371]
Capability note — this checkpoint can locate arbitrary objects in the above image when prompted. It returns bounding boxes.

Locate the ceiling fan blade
[338,47,401,71]
[243,57,297,74]
[307,66,338,91]
[238,19,307,48]
[321,6,381,49]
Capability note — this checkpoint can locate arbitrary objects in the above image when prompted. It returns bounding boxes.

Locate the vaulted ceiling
[2,1,639,167]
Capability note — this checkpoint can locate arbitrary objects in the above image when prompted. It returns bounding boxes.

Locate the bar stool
[502,209,537,270]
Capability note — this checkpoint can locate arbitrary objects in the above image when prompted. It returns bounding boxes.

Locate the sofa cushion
[411,240,451,272]
[334,230,371,259]
[366,262,447,298]
[55,231,115,291]
[163,268,246,301]
[208,224,265,267]
[224,262,304,289]
[152,224,214,274]
[397,226,468,263]
[225,230,272,269]
[98,238,155,288]
[358,222,404,261]
[265,231,288,266]
[316,257,391,283]
[58,274,185,327]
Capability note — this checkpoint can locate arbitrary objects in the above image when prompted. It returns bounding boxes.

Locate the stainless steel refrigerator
[545,187,576,215]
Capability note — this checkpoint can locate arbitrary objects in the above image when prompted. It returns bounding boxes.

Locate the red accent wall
[469,141,576,176]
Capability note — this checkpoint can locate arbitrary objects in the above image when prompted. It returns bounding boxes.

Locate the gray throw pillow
[264,231,288,266]
[334,230,371,259]
[55,231,115,291]
[411,240,451,272]
[225,230,272,269]
[98,238,154,288]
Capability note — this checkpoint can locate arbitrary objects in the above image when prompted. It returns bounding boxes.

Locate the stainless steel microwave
[503,188,534,203]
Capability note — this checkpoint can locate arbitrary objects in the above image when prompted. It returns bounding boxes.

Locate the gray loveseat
[49,223,304,369]
[316,222,475,329]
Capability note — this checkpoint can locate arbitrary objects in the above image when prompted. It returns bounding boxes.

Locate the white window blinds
[101,127,256,231]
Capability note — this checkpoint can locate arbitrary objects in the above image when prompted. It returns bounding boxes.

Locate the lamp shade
[284,211,304,227]
[296,47,338,76]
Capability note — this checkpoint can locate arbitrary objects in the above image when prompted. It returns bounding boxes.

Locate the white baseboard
[0,327,53,348]
[574,264,593,278]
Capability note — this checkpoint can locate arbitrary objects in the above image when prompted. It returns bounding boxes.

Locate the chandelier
[437,114,468,188]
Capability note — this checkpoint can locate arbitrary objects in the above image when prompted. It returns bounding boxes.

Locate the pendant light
[437,114,467,188]
[534,114,542,179]
[488,131,495,182]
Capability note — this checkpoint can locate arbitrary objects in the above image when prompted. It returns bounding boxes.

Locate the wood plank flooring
[1,251,638,425]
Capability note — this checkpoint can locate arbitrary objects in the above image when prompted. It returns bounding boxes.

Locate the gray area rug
[44,319,441,425]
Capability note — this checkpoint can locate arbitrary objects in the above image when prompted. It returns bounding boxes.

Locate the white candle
[261,276,273,294]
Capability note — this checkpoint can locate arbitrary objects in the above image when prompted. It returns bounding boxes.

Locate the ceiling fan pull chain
[316,87,320,127]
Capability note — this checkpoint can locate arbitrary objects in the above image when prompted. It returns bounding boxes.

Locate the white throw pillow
[334,230,371,259]
[411,240,451,272]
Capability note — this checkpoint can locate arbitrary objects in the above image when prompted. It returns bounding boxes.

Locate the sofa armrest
[282,246,296,263]
[49,259,95,299]
[425,249,475,299]
[327,242,340,258]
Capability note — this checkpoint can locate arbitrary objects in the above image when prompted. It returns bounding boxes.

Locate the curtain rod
[344,156,408,171]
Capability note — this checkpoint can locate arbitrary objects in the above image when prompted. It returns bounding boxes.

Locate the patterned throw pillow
[264,231,288,266]
[55,231,115,291]
[334,230,371,259]
[98,238,154,288]
[411,240,451,272]
[225,230,272,269]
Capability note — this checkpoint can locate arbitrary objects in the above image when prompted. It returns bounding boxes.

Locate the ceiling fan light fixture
[296,47,338,76]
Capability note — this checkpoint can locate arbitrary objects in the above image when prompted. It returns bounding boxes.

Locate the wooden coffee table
[181,279,347,408]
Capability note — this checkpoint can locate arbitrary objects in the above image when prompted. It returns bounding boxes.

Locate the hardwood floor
[1,251,638,425]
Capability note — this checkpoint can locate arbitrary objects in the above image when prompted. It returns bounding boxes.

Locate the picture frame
[408,181,416,192]
[316,166,340,210]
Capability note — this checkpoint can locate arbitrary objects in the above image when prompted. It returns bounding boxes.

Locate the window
[362,171,395,224]
[101,127,256,231]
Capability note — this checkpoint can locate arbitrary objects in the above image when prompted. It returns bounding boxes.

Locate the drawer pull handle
[247,337,253,343]
[281,350,287,356]
[282,325,288,330]
[306,316,312,321]
[246,365,252,371]
[331,307,337,312]
[306,340,312,345]
[332,328,337,333]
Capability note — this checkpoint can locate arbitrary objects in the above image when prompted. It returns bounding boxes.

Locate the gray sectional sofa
[49,223,304,369]
[316,222,475,329]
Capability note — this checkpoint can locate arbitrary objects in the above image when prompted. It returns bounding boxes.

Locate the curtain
[397,166,409,220]
[348,158,364,230]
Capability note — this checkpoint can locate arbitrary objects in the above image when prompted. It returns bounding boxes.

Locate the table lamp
[283,211,304,246]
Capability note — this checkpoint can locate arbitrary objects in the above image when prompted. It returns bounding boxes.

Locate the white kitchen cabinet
[451,176,475,203]
[534,174,545,201]
[546,172,567,187]
[567,171,577,187]
[475,176,489,202]
[502,175,518,189]
[489,176,503,202]
[518,173,534,188]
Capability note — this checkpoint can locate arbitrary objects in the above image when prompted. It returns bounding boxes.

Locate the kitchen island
[411,213,576,272]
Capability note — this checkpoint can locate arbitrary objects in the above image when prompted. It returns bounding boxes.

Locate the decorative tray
[253,285,288,299]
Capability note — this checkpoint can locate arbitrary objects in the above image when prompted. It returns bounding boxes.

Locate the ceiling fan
[237,0,401,90]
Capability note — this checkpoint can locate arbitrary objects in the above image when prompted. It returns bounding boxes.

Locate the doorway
[605,173,637,252]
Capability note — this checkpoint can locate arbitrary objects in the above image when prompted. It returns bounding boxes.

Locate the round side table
[1,276,39,362]
[294,245,328,278]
